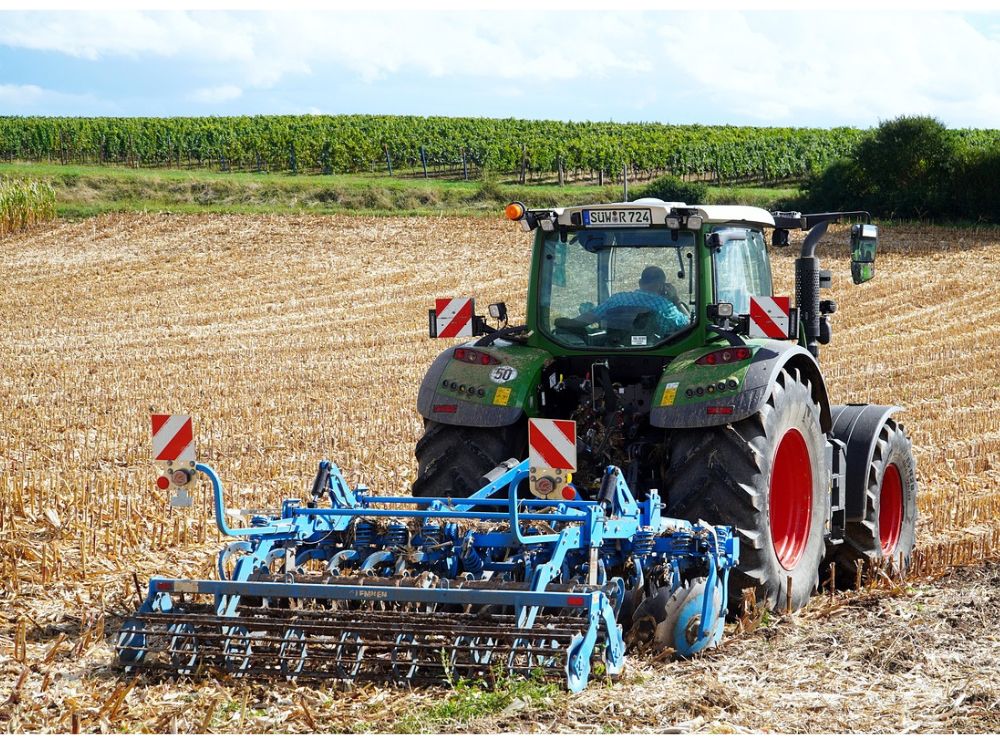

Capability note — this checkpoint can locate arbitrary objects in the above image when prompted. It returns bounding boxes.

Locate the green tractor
[414,199,917,625]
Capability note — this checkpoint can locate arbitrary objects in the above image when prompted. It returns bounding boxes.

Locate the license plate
[582,208,652,227]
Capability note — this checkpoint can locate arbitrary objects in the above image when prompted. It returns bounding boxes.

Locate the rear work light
[696,347,752,366]
[454,348,500,366]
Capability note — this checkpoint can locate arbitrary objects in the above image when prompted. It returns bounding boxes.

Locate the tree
[854,115,958,218]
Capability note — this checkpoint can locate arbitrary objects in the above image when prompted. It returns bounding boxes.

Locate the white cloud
[0,10,651,87]
[0,10,998,125]
[0,11,252,62]
[190,84,243,103]
[653,11,1000,126]
[0,82,102,112]
[0,82,45,106]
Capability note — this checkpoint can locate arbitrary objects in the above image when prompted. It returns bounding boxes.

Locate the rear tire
[662,369,828,612]
[832,419,917,581]
[412,420,526,498]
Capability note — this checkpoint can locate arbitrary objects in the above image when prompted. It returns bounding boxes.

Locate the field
[1,214,999,733]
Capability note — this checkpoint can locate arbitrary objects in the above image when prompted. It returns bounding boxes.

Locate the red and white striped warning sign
[151,414,196,463]
[528,418,577,472]
[748,296,791,339]
[434,297,474,338]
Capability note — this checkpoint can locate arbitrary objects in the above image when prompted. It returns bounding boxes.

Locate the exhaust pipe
[796,221,829,358]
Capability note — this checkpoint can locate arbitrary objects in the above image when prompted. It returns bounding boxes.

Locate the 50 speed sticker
[490,365,518,384]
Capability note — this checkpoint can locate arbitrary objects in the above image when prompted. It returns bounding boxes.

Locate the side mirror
[850,224,878,284]
[772,228,790,247]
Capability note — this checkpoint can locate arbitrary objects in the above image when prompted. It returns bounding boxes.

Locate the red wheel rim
[879,464,904,555]
[769,429,813,570]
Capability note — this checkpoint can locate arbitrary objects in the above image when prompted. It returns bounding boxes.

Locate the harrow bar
[118,604,601,685]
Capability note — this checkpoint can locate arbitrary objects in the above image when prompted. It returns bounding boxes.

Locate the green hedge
[800,115,1000,221]
[632,174,708,204]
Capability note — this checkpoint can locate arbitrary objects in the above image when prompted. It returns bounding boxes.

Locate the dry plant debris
[1,213,999,733]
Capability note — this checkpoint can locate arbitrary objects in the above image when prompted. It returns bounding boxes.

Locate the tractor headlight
[686,215,703,230]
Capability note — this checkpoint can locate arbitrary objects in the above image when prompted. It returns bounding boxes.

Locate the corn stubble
[0,214,998,731]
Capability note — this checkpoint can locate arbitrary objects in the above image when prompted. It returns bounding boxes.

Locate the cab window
[712,227,772,314]
[538,228,696,350]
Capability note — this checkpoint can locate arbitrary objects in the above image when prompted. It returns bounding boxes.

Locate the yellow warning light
[505,202,526,221]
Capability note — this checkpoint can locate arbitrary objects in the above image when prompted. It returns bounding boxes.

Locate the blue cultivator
[118,457,737,692]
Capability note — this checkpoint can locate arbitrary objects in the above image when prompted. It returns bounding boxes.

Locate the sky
[1,6,999,127]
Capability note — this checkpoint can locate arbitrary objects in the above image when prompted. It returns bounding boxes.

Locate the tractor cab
[514,199,778,356]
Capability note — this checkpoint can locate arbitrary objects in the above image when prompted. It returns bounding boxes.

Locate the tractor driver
[575,265,690,334]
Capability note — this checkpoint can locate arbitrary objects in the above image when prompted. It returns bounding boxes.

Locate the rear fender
[416,344,552,427]
[650,340,831,431]
[829,404,902,521]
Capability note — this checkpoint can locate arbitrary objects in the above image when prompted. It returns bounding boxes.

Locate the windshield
[538,228,696,349]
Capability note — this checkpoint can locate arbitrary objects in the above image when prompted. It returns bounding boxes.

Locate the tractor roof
[695,205,774,227]
[633,198,775,227]
[522,199,775,230]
